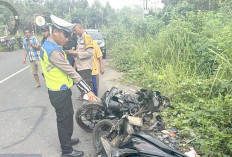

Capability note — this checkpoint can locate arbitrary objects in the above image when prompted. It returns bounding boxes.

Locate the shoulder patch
[59,52,65,60]
[84,35,93,48]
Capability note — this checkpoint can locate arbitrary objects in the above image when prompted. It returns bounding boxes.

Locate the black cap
[71,19,81,25]
[41,25,49,31]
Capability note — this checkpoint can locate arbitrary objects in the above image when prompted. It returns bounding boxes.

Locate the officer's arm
[49,50,91,93]
[77,35,94,59]
[77,47,93,59]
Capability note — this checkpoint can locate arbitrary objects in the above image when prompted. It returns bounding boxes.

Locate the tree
[77,0,89,8]
[89,0,103,28]
[102,1,116,27]
[162,0,222,11]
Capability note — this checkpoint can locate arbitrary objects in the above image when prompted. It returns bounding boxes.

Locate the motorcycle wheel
[75,102,105,132]
[92,119,116,151]
[9,45,14,52]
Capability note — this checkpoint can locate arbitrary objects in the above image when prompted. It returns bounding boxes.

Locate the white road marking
[0,66,29,84]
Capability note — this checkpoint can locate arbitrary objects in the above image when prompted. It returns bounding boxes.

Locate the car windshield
[88,33,103,40]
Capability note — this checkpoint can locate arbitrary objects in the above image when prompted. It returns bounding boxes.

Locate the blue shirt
[23,36,40,61]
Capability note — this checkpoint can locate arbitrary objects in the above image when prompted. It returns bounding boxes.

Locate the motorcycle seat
[132,131,187,157]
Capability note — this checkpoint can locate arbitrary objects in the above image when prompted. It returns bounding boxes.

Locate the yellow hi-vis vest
[40,40,73,90]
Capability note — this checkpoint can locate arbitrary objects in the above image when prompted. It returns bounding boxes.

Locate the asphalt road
[0,49,133,157]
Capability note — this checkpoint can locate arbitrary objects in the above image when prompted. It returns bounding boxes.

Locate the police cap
[50,15,76,37]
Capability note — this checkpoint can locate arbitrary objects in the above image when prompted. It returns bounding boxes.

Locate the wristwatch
[77,80,91,93]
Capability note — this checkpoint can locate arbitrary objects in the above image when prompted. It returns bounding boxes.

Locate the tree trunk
[209,0,211,11]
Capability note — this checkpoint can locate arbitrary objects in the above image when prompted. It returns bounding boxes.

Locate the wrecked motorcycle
[75,87,170,132]
[92,114,187,157]
[0,36,16,52]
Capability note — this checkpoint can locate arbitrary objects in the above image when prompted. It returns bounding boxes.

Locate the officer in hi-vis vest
[40,15,100,157]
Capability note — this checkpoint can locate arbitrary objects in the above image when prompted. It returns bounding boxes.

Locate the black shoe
[62,150,84,157]
[71,138,79,145]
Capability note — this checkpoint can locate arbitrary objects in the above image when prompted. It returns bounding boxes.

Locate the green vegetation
[0,0,116,33]
[0,0,116,51]
[106,1,232,156]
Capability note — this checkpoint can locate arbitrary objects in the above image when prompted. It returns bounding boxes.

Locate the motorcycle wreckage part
[75,103,105,132]
[131,131,188,157]
[93,116,142,156]
[92,119,117,153]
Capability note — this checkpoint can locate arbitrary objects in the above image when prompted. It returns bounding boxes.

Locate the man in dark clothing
[41,25,49,46]
[63,33,78,67]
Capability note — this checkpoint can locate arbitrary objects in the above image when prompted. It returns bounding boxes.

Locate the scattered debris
[190,132,197,138]
[184,150,198,157]
[148,121,165,131]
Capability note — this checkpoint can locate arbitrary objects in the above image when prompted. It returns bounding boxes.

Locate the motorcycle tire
[92,119,116,151]
[75,102,105,132]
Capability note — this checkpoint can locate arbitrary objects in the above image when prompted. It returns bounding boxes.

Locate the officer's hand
[87,91,101,102]
[68,50,78,55]
[73,62,77,70]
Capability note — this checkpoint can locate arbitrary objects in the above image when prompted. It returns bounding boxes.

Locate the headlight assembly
[100,42,105,47]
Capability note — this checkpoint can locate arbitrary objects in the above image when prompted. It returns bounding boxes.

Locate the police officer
[40,15,100,157]
[67,20,94,99]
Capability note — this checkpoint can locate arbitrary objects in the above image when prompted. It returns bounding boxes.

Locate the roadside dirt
[99,57,140,96]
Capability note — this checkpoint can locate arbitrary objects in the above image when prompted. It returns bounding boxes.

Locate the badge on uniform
[59,52,65,60]
[84,35,93,48]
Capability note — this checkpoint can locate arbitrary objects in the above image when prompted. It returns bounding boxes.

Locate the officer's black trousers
[48,89,74,154]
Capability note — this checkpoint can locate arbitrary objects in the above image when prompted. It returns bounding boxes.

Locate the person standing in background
[68,19,94,99]
[22,28,42,88]
[63,32,78,68]
[92,41,104,96]
[41,25,50,46]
